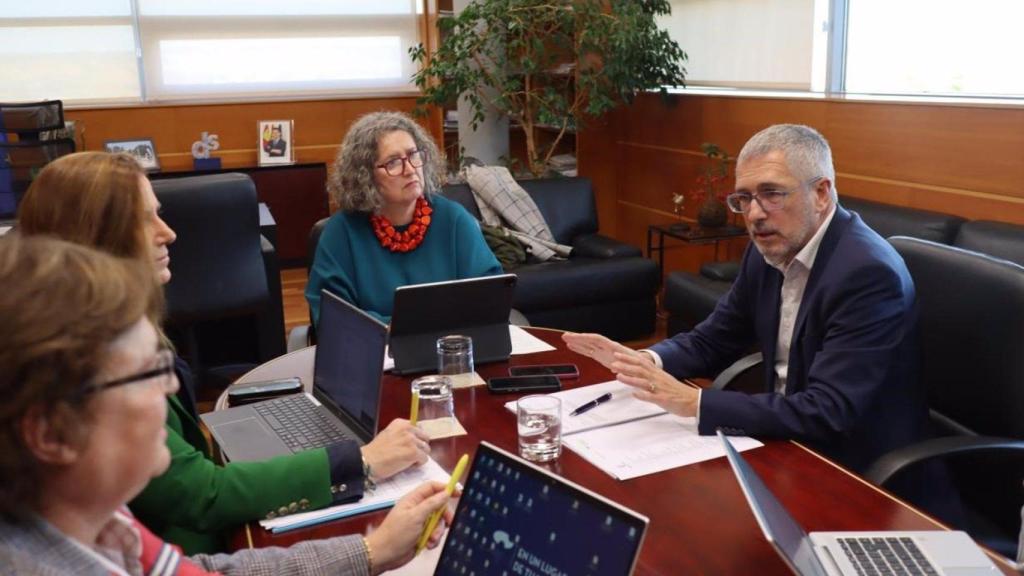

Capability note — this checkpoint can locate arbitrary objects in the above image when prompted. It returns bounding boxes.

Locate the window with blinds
[0,0,423,105]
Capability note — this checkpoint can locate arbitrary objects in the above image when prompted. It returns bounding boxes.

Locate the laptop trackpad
[916,533,994,571]
[214,417,291,462]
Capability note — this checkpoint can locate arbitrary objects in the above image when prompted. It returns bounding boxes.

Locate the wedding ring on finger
[648,382,656,393]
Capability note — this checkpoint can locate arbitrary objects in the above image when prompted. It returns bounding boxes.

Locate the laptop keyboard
[253,394,351,452]
[838,537,939,576]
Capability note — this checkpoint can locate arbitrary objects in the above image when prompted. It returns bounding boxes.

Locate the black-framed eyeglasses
[726,177,823,214]
[81,349,176,396]
[376,149,426,176]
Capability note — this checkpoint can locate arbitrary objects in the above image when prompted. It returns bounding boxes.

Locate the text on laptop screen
[436,444,646,576]
[314,292,386,437]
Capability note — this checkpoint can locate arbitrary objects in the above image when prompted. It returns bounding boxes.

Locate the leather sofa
[440,177,658,341]
[663,195,1024,336]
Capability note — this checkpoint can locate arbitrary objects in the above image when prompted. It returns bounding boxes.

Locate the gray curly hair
[328,111,446,213]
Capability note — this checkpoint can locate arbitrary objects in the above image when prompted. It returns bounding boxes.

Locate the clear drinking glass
[516,394,562,462]
[437,334,474,388]
[410,375,454,424]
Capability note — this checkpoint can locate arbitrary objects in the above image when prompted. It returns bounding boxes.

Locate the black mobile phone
[486,375,562,394]
[227,377,303,406]
[508,364,580,379]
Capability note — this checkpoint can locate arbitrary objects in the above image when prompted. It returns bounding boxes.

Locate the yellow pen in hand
[416,453,469,553]
[410,390,419,426]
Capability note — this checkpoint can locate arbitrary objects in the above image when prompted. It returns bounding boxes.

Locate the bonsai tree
[410,0,687,176]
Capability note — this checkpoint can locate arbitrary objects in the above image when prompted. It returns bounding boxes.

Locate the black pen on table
[570,392,612,416]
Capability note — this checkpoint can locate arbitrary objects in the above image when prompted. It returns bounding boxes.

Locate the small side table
[647,222,747,280]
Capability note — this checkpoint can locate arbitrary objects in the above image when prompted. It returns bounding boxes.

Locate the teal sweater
[306,195,503,325]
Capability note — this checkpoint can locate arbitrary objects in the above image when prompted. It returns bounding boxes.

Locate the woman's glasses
[377,149,426,176]
[81,348,176,396]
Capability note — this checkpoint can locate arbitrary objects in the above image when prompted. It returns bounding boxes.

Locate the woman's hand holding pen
[365,481,456,575]
[610,352,700,418]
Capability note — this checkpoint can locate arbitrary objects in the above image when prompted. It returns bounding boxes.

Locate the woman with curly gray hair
[306,111,502,324]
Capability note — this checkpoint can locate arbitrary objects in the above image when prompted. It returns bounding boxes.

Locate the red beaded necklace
[370,196,433,253]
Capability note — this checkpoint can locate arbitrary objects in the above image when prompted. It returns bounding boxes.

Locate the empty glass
[410,375,454,425]
[516,395,562,462]
[437,334,474,388]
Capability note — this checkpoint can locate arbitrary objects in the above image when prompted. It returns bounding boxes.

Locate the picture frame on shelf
[258,119,294,166]
[104,138,160,172]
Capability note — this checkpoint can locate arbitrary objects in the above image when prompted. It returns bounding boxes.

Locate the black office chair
[1,100,74,221]
[153,173,284,396]
[865,237,1024,558]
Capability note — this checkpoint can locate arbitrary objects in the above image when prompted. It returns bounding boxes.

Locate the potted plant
[691,142,731,228]
[410,0,687,177]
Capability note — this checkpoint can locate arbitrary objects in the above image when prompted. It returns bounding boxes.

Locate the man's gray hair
[328,111,446,213]
[737,124,837,200]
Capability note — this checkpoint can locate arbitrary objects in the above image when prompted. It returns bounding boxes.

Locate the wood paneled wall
[578,93,1024,275]
[66,97,442,173]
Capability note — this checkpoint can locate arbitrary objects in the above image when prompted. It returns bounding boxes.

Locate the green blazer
[129,394,335,554]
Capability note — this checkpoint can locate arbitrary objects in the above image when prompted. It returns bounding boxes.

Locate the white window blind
[658,0,818,90]
[0,1,142,104]
[136,0,422,102]
[845,0,1024,97]
[0,0,423,105]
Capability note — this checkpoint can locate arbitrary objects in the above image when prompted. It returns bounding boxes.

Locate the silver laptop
[202,290,387,462]
[434,441,649,576]
[718,431,998,575]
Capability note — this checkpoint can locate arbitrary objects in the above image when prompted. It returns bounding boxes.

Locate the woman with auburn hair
[305,110,502,324]
[17,151,432,554]
[0,234,452,575]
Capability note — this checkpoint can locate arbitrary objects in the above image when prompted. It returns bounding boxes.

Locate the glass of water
[516,395,562,462]
[410,375,454,425]
[437,335,474,388]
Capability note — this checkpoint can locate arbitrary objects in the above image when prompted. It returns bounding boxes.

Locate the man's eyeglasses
[726,177,823,214]
[81,349,176,396]
[377,150,426,176]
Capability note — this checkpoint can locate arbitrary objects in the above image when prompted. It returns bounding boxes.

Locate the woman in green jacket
[18,151,432,554]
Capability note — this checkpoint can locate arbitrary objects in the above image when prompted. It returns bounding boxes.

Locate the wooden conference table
[223,327,1015,575]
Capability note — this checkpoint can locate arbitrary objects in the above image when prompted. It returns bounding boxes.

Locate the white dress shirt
[770,205,835,394]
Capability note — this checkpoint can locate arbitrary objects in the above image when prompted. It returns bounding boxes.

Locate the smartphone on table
[486,375,562,394]
[508,364,579,379]
[227,377,303,406]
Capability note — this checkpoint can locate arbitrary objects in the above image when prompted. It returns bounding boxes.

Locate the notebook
[434,441,649,575]
[201,289,386,462]
[719,431,998,576]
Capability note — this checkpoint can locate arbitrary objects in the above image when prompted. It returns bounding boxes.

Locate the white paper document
[508,325,556,355]
[259,457,449,533]
[561,413,763,480]
[504,380,666,436]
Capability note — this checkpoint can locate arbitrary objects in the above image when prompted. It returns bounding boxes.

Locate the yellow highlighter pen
[410,390,419,426]
[416,453,469,553]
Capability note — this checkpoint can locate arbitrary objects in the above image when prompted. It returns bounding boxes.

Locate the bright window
[0,0,423,105]
[845,0,1024,97]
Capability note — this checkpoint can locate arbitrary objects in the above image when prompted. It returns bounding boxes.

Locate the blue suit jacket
[650,206,928,472]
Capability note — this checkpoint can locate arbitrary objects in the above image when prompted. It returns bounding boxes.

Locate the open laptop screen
[313,290,387,439]
[719,431,826,576]
[436,442,648,576]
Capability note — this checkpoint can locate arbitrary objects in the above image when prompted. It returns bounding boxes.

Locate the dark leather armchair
[153,173,285,393]
[443,177,658,340]
[864,237,1024,558]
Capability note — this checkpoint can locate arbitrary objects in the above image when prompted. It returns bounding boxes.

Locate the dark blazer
[650,206,928,472]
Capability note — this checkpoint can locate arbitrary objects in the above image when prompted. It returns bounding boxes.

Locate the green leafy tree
[410,0,687,176]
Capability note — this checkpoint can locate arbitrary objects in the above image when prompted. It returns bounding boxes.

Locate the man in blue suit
[564,124,927,473]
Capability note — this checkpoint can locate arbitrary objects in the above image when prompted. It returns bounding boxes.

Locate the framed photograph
[258,119,294,167]
[104,138,160,172]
